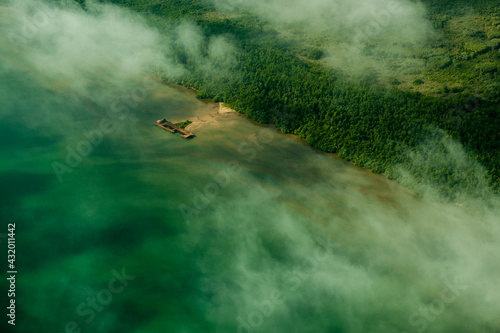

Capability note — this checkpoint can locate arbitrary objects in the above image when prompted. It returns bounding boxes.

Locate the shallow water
[1,67,499,333]
[0,1,499,329]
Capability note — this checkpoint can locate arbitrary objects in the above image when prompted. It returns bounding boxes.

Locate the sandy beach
[184,102,237,131]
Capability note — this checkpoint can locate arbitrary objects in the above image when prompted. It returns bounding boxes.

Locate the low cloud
[179,128,500,332]
[0,0,239,122]
[211,0,435,78]
[0,0,240,171]
[388,127,498,205]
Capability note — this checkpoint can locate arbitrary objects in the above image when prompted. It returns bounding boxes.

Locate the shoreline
[160,80,410,193]
[183,101,238,132]
[159,81,240,132]
[158,81,463,205]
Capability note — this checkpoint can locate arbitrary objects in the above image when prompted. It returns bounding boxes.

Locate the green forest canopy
[94,0,499,202]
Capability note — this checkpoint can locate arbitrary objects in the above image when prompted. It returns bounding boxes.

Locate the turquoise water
[1,1,500,332]
[1,64,500,333]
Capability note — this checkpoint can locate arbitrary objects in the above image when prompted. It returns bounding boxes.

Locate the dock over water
[155,119,194,139]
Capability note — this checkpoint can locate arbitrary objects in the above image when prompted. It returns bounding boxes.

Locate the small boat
[155,118,194,139]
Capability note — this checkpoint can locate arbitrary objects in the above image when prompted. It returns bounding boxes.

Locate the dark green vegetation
[98,0,499,201]
[175,120,193,129]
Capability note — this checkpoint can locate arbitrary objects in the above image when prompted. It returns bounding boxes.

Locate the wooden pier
[155,118,194,139]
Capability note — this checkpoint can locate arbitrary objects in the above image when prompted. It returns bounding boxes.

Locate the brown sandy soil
[185,102,237,131]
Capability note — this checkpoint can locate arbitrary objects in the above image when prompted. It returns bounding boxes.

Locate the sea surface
[0,1,499,329]
[1,65,499,333]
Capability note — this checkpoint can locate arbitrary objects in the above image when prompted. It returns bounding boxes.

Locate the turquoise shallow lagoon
[1,1,500,332]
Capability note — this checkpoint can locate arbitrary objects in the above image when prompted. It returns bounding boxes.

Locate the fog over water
[0,1,499,333]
